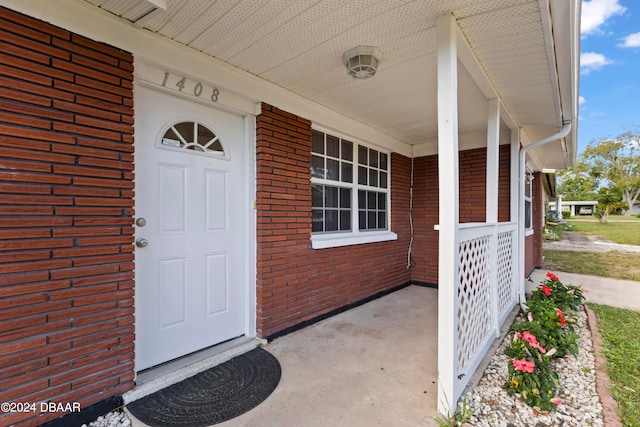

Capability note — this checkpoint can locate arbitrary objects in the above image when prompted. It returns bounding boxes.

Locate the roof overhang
[2,0,580,168]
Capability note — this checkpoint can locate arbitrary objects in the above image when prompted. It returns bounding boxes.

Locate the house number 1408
[161,72,220,102]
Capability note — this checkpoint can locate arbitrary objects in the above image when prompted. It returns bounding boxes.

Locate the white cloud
[579,96,586,105]
[580,52,612,74]
[618,32,640,48]
[581,0,626,36]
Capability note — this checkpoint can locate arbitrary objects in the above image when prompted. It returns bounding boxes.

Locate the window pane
[379,172,387,188]
[205,137,223,152]
[367,191,376,209]
[525,201,532,229]
[174,122,195,142]
[342,140,353,161]
[326,210,338,231]
[341,162,353,183]
[358,166,367,185]
[359,211,366,230]
[340,211,351,231]
[380,153,388,170]
[312,130,324,154]
[378,192,386,209]
[312,155,325,178]
[368,211,376,229]
[197,124,215,145]
[163,128,179,141]
[327,135,340,158]
[369,169,378,187]
[369,149,379,167]
[326,158,340,181]
[312,210,324,232]
[358,145,368,165]
[312,184,324,207]
[358,190,366,207]
[340,188,351,208]
[325,186,338,208]
[378,212,386,228]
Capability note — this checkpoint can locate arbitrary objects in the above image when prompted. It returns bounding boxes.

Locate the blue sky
[578,0,640,153]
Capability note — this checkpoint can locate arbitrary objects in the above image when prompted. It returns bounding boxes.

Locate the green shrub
[531,272,586,312]
[503,272,586,411]
[503,329,559,411]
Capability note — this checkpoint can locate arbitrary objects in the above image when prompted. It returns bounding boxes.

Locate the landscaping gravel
[462,308,604,426]
[81,410,131,427]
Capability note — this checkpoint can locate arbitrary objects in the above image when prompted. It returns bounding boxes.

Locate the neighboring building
[548,200,599,216]
[0,1,580,425]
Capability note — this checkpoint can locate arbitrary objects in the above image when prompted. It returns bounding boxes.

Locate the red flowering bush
[503,272,586,411]
[535,272,586,311]
[520,297,579,358]
[504,328,558,410]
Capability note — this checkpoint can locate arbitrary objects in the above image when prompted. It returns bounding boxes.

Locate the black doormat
[127,347,281,426]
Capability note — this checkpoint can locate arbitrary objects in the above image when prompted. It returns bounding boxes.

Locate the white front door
[135,85,247,371]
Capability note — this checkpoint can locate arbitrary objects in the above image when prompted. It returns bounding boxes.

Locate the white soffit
[10,0,572,158]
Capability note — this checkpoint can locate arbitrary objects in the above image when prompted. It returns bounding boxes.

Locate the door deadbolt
[136,217,147,227]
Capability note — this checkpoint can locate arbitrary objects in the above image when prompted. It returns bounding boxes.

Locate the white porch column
[486,98,500,336]
[510,130,520,223]
[511,129,521,304]
[556,195,562,214]
[486,98,500,223]
[436,12,460,416]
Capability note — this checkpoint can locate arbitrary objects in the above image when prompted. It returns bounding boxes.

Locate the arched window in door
[160,120,226,157]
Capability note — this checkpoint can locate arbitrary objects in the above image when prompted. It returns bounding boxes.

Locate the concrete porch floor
[129,285,440,427]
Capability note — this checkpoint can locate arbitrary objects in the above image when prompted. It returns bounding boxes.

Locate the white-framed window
[525,171,533,234]
[310,129,396,249]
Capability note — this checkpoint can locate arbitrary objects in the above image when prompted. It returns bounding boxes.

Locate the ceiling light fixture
[342,46,383,79]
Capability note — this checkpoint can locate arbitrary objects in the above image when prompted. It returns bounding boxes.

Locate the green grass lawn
[542,250,640,281]
[587,304,640,427]
[571,214,640,221]
[567,219,640,245]
[545,220,640,426]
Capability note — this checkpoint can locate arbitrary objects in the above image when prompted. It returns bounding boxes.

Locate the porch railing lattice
[454,223,518,399]
[497,230,516,323]
[456,235,491,373]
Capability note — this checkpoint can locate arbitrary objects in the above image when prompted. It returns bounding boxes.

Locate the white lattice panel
[497,230,515,316]
[456,236,492,375]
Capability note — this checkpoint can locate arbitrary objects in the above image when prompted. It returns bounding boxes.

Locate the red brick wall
[459,148,487,223]
[498,145,512,222]
[525,171,544,275]
[255,104,411,338]
[533,172,543,268]
[0,8,134,426]
[459,146,511,223]
[525,234,535,276]
[411,145,512,284]
[410,155,439,284]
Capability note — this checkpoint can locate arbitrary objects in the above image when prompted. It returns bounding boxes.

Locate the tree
[565,129,640,215]
[594,188,625,223]
[556,163,597,201]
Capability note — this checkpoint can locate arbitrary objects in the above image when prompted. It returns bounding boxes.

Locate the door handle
[136,238,149,248]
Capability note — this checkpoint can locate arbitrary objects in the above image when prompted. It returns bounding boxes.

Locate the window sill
[311,231,398,249]
[525,229,534,237]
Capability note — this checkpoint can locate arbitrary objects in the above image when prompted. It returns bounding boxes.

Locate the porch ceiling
[83,0,578,169]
